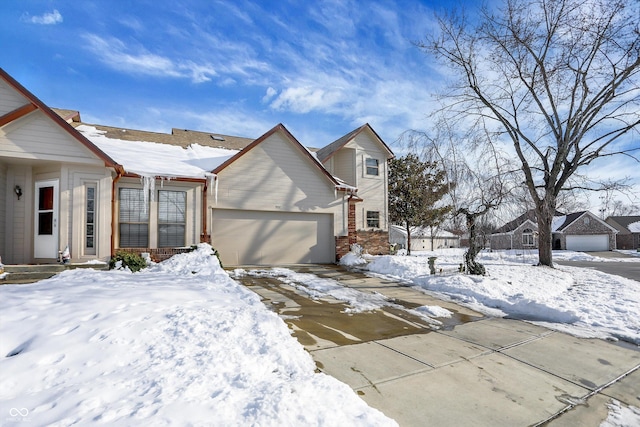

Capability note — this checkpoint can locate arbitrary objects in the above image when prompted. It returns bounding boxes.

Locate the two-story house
[316,124,394,257]
[0,68,393,267]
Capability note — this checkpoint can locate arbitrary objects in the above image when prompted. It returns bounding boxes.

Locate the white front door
[34,179,59,259]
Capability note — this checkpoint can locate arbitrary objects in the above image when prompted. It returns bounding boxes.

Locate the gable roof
[0,68,121,171]
[606,216,640,233]
[493,209,569,234]
[553,210,618,233]
[315,123,394,163]
[213,123,354,191]
[493,210,538,233]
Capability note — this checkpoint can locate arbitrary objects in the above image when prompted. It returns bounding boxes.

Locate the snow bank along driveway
[0,245,395,426]
[364,249,640,346]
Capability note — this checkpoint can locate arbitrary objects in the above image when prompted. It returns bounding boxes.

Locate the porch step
[1,263,108,285]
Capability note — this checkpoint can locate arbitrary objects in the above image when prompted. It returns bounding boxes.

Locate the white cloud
[82,34,216,83]
[26,9,63,25]
[262,87,277,103]
[270,86,345,114]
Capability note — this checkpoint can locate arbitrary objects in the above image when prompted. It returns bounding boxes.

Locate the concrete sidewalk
[235,266,640,426]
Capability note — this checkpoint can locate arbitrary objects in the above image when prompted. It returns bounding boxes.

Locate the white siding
[0,110,104,165]
[214,131,346,235]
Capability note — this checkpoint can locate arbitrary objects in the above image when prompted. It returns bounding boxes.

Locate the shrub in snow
[109,251,148,272]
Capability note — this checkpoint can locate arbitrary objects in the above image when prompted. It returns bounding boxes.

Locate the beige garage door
[212,209,334,265]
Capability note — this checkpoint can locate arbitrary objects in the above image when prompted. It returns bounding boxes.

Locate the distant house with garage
[389,225,460,251]
[0,68,393,267]
[605,216,640,250]
[490,210,617,251]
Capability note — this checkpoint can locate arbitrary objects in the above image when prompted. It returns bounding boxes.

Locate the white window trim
[83,182,98,255]
[365,157,379,176]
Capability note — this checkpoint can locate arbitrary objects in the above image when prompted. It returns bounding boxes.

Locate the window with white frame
[158,190,186,247]
[119,188,149,247]
[85,184,97,254]
[365,158,379,176]
[366,210,380,228]
[522,228,534,246]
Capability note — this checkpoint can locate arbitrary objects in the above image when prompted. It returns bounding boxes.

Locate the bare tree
[423,0,640,266]
[413,126,512,275]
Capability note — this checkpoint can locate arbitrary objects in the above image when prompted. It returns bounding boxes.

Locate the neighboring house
[552,211,618,251]
[389,225,460,251]
[490,210,540,250]
[0,68,393,266]
[490,210,617,251]
[605,216,640,250]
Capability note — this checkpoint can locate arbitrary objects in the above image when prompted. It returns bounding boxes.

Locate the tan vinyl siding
[332,148,356,186]
[69,167,114,261]
[214,132,345,234]
[0,79,28,114]
[0,111,103,165]
[343,130,389,231]
[0,162,6,259]
[5,165,32,264]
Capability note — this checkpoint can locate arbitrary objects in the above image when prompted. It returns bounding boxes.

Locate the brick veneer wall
[335,201,390,261]
[616,234,639,250]
[335,236,350,261]
[357,230,390,255]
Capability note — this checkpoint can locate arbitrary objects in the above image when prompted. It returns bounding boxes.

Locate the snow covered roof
[551,215,568,232]
[77,125,237,180]
[54,109,360,191]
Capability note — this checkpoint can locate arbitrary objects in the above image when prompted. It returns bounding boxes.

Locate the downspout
[201,179,208,243]
[110,167,124,257]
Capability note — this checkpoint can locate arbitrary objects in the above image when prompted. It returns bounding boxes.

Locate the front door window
[38,186,54,235]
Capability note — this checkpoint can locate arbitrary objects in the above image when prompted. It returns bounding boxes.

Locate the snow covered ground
[350,249,640,345]
[0,245,394,426]
[1,245,638,426]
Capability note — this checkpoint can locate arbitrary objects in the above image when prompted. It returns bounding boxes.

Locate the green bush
[109,251,147,272]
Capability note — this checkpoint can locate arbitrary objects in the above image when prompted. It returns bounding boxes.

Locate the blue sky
[0,0,463,149]
[1,0,638,213]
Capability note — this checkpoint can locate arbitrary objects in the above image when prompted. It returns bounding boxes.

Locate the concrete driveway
[233,265,640,426]
[556,251,640,282]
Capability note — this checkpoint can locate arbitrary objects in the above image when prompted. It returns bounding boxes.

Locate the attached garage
[566,234,609,252]
[212,209,335,265]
